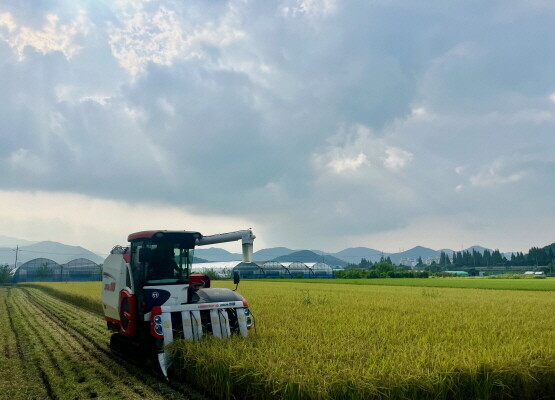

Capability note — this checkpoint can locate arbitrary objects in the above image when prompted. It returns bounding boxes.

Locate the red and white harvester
[101,229,255,377]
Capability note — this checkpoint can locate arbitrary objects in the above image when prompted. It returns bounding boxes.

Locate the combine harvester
[101,229,255,377]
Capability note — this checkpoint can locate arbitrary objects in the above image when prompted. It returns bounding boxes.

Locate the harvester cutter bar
[157,300,249,378]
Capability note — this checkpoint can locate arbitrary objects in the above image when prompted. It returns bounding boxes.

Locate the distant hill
[0,234,526,268]
[0,241,104,267]
[194,248,241,262]
[272,250,347,267]
[195,246,297,262]
[253,247,295,262]
[389,246,440,264]
[331,247,389,264]
[0,234,37,247]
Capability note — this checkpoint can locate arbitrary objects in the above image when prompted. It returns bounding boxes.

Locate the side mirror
[138,248,151,263]
[233,271,241,285]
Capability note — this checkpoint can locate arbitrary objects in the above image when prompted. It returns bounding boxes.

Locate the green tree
[0,264,12,284]
[416,257,423,268]
[375,261,395,274]
[359,258,373,269]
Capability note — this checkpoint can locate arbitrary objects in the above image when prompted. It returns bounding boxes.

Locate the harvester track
[0,287,206,400]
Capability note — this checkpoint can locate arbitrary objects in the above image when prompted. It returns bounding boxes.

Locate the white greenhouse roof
[192,261,243,272]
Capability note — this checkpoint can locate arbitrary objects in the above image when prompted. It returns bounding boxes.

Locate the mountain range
[0,234,532,268]
[194,245,519,266]
[0,240,104,267]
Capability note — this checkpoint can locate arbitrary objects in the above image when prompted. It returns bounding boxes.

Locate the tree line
[344,244,555,271]
[434,246,555,268]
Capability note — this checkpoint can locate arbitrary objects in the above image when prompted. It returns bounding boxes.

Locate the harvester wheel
[118,290,137,338]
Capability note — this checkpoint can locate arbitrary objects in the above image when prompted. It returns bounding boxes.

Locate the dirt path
[0,286,205,400]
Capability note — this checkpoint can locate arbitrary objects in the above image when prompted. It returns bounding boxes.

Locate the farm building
[261,261,291,278]
[233,262,266,279]
[192,261,335,279]
[11,257,101,283]
[444,271,470,276]
[192,261,266,279]
[192,261,238,278]
[305,262,334,278]
[260,261,334,279]
[281,262,313,278]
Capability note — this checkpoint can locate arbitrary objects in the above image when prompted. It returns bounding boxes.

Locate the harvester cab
[101,229,255,377]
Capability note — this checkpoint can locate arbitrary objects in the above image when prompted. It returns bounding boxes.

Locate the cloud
[313,124,413,177]
[282,0,338,18]
[383,147,413,170]
[1,1,555,252]
[469,159,526,187]
[328,153,368,174]
[8,148,51,176]
[108,2,246,76]
[0,12,87,60]
[0,190,262,253]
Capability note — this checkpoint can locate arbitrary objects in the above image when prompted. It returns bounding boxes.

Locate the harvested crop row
[0,287,48,399]
[3,288,197,400]
[22,287,204,400]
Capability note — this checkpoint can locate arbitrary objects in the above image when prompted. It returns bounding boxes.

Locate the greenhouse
[191,261,333,280]
[11,257,101,283]
[192,261,266,279]
[261,261,291,278]
[192,261,240,278]
[305,262,334,278]
[232,262,265,279]
[63,258,102,281]
[282,262,313,278]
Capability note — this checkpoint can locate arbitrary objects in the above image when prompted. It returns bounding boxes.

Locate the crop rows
[0,287,203,400]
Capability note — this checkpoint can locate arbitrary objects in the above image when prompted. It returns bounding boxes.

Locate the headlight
[154,315,162,324]
[154,324,163,335]
[244,308,250,316]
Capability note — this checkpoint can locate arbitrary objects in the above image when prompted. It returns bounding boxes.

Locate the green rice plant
[21,281,103,315]
[262,277,555,291]
[170,281,555,399]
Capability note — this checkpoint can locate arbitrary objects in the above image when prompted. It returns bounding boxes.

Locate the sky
[0,0,554,255]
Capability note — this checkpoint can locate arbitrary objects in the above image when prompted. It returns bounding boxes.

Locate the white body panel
[101,254,129,321]
[144,284,189,306]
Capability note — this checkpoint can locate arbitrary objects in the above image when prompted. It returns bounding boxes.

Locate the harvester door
[119,288,137,338]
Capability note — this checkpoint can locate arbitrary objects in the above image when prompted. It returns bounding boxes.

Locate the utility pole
[13,245,19,269]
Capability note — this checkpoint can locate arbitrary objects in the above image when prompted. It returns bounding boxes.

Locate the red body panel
[189,273,211,288]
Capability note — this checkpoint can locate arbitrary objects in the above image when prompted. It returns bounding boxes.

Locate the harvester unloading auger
[101,229,255,377]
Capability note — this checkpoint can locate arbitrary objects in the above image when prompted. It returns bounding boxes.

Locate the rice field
[13,280,555,399]
[263,277,555,291]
